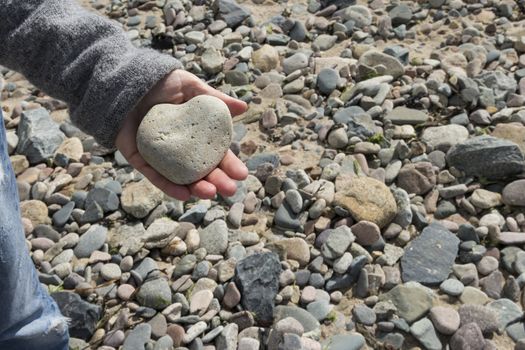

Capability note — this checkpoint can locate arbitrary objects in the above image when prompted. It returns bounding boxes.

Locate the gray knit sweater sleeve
[0,0,182,148]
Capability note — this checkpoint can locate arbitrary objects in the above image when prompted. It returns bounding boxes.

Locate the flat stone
[385,107,430,125]
[100,263,122,280]
[446,136,525,180]
[189,289,213,315]
[137,96,232,185]
[378,282,435,324]
[353,304,376,326]
[401,223,460,285]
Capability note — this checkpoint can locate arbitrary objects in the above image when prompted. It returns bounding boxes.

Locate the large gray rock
[446,136,525,180]
[136,278,172,310]
[401,223,460,285]
[234,252,281,326]
[137,95,233,185]
[212,0,250,28]
[16,108,65,164]
[379,282,435,324]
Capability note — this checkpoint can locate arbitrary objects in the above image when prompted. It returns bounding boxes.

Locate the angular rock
[234,252,281,326]
[121,179,163,219]
[16,108,65,164]
[401,223,460,285]
[379,282,435,324]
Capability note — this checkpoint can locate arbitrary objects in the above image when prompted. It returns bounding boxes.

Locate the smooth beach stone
[137,95,233,185]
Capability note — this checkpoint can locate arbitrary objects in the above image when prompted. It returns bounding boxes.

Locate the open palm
[115,70,248,201]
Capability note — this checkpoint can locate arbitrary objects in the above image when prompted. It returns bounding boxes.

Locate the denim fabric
[0,109,69,349]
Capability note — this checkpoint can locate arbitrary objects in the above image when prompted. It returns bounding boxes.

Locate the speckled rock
[137,95,233,185]
[334,176,397,228]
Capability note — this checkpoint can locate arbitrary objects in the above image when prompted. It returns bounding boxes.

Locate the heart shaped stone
[136,95,233,185]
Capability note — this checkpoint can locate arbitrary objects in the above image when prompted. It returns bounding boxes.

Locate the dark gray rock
[246,152,280,171]
[52,201,75,227]
[234,252,281,326]
[16,108,65,164]
[51,291,102,340]
[353,304,376,326]
[325,255,368,291]
[85,187,119,213]
[178,204,208,224]
[401,223,460,285]
[212,0,250,28]
[274,202,302,231]
[446,136,525,180]
[317,68,339,95]
[389,4,413,26]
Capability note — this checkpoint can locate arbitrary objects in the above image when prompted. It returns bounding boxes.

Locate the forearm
[0,0,182,148]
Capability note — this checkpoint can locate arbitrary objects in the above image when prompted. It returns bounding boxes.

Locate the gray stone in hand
[137,95,233,185]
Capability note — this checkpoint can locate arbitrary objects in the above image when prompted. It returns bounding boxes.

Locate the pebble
[429,306,460,335]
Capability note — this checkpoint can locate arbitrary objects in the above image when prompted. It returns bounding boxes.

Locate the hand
[115,70,248,201]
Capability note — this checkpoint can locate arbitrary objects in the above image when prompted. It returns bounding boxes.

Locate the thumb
[195,80,248,117]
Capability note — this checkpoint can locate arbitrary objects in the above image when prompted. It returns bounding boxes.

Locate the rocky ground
[2,0,525,349]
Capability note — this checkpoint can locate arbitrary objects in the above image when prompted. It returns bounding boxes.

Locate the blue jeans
[0,109,69,349]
